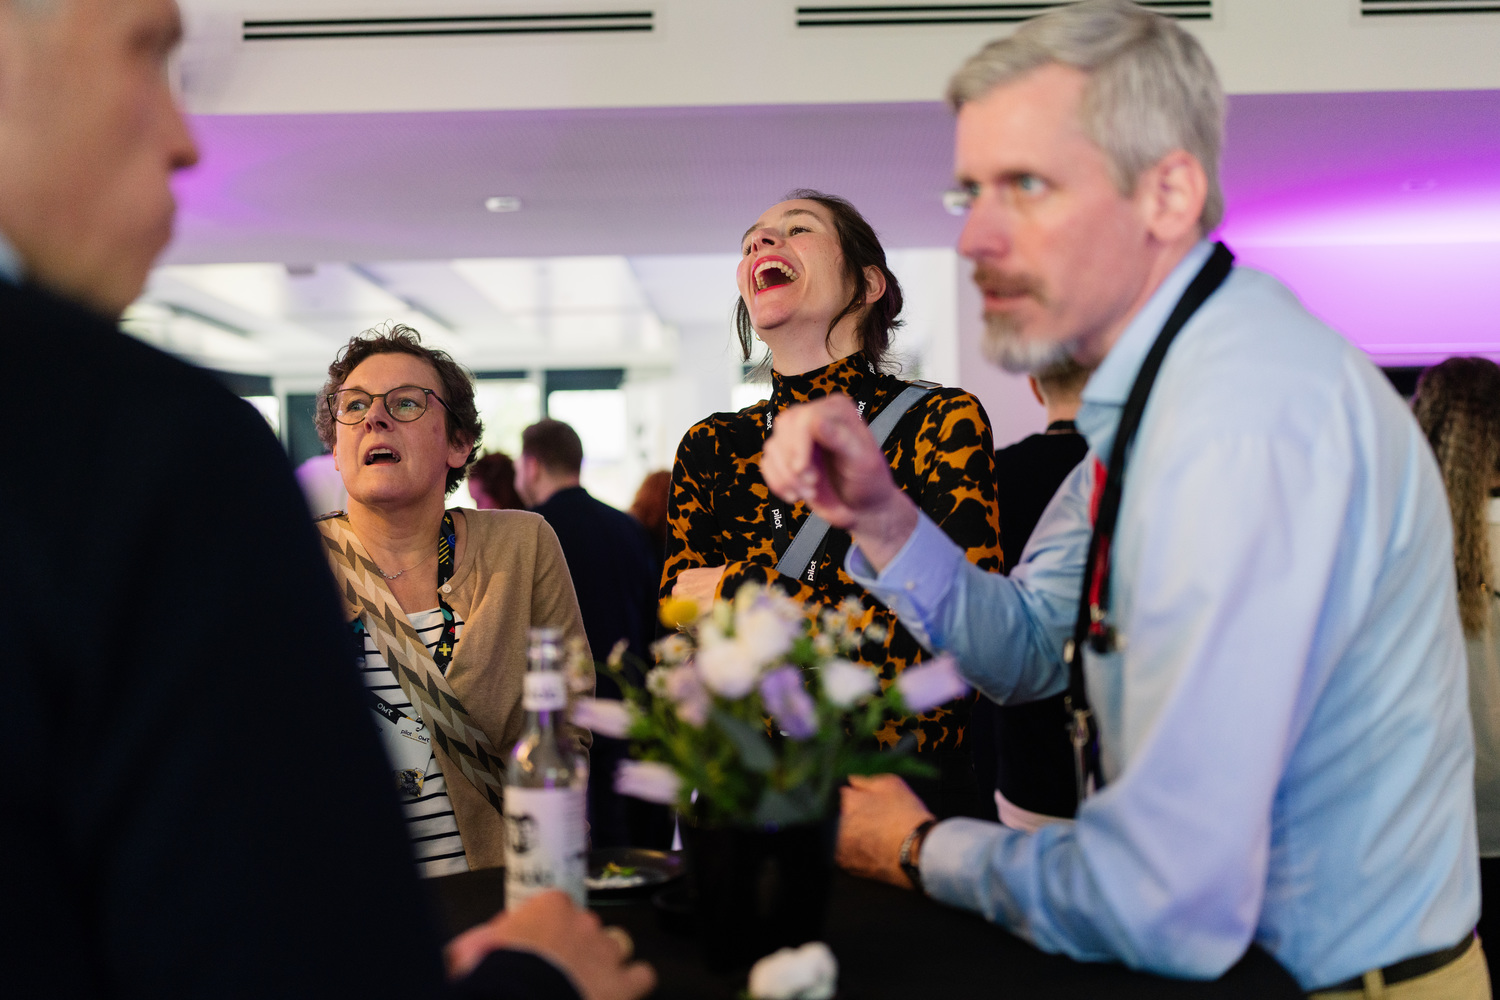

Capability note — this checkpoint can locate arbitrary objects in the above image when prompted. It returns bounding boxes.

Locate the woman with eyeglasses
[314,323,589,877]
[661,190,1003,819]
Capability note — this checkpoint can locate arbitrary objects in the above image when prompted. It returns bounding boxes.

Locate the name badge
[374,709,432,798]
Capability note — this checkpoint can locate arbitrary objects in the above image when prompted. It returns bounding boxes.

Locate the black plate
[587,847,684,901]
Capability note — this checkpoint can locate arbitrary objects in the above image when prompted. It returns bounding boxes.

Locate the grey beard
[981,313,1076,374]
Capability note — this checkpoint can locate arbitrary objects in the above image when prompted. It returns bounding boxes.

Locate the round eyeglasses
[327,385,449,425]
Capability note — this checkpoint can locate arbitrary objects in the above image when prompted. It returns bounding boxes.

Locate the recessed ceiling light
[484,196,522,213]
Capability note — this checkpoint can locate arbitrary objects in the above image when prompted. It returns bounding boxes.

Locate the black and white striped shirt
[362,608,469,878]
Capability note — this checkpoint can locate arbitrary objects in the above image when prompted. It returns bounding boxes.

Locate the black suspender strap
[775,383,934,582]
[1064,242,1236,801]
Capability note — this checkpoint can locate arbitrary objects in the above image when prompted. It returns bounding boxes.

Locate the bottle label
[505,786,587,908]
[523,672,568,711]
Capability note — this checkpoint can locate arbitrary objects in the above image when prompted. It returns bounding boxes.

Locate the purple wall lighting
[165,90,1500,365]
[1217,90,1500,364]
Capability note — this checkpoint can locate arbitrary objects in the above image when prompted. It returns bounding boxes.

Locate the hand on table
[671,565,725,612]
[445,890,656,1000]
[837,774,937,891]
[760,395,919,572]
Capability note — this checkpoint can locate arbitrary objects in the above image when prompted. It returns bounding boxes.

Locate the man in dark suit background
[968,358,1091,829]
[518,419,672,849]
[0,3,651,998]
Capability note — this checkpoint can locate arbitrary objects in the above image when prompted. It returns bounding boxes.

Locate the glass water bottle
[504,627,588,908]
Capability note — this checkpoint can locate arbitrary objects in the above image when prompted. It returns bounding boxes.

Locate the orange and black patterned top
[662,352,1003,752]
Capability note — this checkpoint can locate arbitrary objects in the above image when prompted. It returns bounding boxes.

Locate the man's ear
[862,264,887,305]
[1138,149,1208,244]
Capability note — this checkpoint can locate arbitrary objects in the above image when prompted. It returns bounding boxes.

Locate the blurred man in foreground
[0,3,651,998]
[762,1,1483,994]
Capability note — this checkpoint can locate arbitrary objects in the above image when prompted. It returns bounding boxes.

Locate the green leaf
[711,709,776,774]
[840,751,939,780]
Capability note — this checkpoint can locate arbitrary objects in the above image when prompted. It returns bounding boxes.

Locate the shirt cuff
[845,512,966,650]
[920,817,1014,918]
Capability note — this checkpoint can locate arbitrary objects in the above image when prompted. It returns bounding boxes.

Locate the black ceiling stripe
[245,12,652,28]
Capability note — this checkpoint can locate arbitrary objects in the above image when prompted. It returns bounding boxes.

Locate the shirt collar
[1080,240,1215,409]
[769,351,874,412]
[0,230,24,285]
[1074,240,1215,454]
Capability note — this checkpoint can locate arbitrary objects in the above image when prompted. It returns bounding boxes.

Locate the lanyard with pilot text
[1063,242,1235,803]
[357,509,460,720]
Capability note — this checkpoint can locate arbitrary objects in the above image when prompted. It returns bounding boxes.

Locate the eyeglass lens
[332,386,430,424]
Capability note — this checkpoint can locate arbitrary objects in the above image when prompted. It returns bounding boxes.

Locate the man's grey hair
[947,0,1225,231]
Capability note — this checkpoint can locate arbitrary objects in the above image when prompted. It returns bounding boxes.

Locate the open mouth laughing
[753,257,800,293]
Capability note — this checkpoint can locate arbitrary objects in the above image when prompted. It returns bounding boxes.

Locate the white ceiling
[139,88,1500,376]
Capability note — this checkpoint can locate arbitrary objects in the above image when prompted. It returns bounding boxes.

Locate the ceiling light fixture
[484,196,523,213]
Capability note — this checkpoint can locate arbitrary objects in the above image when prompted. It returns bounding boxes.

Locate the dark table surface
[428,866,1304,999]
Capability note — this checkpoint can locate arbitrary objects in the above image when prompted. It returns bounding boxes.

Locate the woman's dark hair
[734,189,904,373]
[468,452,525,510]
[1413,356,1500,636]
[315,323,483,496]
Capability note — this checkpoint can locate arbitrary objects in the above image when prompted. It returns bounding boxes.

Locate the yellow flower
[659,595,700,630]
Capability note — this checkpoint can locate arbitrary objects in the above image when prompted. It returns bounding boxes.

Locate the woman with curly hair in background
[1415,355,1500,982]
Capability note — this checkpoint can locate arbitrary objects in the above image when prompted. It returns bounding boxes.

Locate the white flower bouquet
[571,584,970,827]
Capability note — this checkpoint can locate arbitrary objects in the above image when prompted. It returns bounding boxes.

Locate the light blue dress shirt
[849,242,1479,989]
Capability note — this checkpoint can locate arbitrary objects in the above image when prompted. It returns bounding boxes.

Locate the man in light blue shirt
[760,1,1484,994]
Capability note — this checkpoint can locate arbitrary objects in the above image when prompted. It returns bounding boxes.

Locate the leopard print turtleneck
[662,352,1002,753]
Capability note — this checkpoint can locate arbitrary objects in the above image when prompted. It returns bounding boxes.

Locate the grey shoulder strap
[774,383,935,582]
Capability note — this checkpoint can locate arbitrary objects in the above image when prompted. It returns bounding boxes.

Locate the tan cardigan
[332,508,591,870]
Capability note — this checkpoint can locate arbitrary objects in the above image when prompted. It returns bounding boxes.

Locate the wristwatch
[898,818,937,892]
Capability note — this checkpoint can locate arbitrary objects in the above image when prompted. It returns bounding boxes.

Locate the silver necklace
[376,550,432,581]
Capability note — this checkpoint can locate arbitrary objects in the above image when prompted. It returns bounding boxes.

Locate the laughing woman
[314,324,589,876]
[662,190,1003,818]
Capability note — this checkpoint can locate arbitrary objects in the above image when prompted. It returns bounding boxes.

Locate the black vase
[678,814,839,971]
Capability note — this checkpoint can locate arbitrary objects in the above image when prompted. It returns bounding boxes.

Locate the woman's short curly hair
[315,323,484,496]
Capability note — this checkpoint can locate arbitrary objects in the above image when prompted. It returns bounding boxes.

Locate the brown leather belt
[1316,933,1474,993]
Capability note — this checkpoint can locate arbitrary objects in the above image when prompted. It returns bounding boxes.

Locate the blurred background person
[968,356,1092,828]
[662,189,1002,819]
[627,468,672,573]
[469,451,525,510]
[316,325,589,876]
[1414,355,1500,985]
[295,452,348,516]
[993,359,1092,566]
[518,418,669,848]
